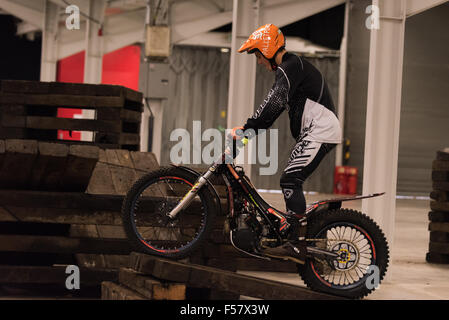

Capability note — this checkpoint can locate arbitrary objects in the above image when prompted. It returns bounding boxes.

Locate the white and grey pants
[280,139,336,215]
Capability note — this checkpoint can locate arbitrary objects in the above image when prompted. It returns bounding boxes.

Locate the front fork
[166,166,216,219]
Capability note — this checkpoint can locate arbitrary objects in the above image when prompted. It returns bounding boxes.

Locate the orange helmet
[238,24,285,60]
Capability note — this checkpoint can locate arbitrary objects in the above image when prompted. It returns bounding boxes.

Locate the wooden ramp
[101,252,343,300]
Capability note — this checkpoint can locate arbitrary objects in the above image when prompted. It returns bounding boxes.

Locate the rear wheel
[298,209,389,299]
[121,166,216,259]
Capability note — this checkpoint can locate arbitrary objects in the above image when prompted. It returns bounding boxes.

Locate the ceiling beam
[177,31,335,53]
[17,21,41,35]
[0,0,44,27]
[406,0,449,17]
[261,0,346,28]
[171,10,232,43]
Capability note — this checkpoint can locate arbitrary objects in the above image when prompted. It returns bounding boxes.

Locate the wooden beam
[118,268,186,300]
[101,281,146,300]
[0,234,132,254]
[0,265,117,285]
[129,252,342,300]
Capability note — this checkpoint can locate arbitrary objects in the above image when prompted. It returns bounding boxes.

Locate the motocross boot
[264,212,307,264]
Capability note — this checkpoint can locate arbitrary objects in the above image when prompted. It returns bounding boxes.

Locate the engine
[231,199,265,253]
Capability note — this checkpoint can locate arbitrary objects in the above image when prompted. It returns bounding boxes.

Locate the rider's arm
[243,67,290,133]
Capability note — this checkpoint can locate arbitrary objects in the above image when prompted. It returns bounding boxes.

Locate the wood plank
[0,190,178,211]
[429,242,449,254]
[101,281,145,300]
[0,105,26,116]
[123,87,143,104]
[0,191,217,227]
[25,116,121,133]
[118,268,185,300]
[432,171,449,181]
[0,93,125,108]
[85,161,117,195]
[1,114,26,127]
[129,253,342,300]
[437,148,449,161]
[96,108,142,123]
[51,139,120,150]
[0,190,124,211]
[0,234,132,254]
[0,127,27,139]
[0,140,4,170]
[59,144,99,192]
[429,211,449,223]
[0,265,117,285]
[130,151,159,172]
[430,190,449,202]
[0,80,142,100]
[0,139,38,189]
[1,80,53,94]
[0,206,121,225]
[430,201,449,213]
[30,142,69,190]
[429,222,449,233]
[108,165,137,195]
[433,181,449,192]
[87,150,149,195]
[426,252,449,264]
[430,232,449,243]
[433,160,449,171]
[119,133,140,145]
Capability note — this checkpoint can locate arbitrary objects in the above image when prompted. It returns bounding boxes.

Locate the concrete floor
[238,192,449,300]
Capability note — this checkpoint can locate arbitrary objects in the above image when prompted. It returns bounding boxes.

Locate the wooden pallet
[0,80,143,151]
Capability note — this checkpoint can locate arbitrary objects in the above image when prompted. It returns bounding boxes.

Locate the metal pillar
[362,0,407,262]
[335,0,350,167]
[40,1,59,82]
[83,0,107,84]
[140,0,169,157]
[82,0,106,141]
[227,0,260,178]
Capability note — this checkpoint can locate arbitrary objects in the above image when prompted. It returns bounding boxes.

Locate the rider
[235,24,342,263]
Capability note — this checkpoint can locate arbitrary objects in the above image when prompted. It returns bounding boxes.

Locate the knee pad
[280,173,306,215]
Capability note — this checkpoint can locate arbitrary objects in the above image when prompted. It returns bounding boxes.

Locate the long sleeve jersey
[243,52,342,144]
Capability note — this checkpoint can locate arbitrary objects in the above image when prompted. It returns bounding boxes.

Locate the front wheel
[298,209,389,299]
[121,166,217,259]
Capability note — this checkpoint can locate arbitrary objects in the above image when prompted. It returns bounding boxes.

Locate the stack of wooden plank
[427,148,449,264]
[101,252,341,300]
[0,139,98,192]
[72,149,159,269]
[0,80,143,151]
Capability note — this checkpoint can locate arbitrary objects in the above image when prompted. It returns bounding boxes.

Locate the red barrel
[347,167,358,195]
[333,166,358,195]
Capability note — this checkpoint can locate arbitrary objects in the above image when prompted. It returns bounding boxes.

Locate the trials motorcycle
[121,135,389,299]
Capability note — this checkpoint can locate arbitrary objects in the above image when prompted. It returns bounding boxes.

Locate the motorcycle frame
[168,144,385,243]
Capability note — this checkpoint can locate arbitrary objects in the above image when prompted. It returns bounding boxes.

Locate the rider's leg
[280,141,337,239]
[263,140,336,262]
[263,142,336,263]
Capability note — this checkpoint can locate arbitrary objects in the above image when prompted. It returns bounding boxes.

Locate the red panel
[102,45,141,91]
[56,45,141,141]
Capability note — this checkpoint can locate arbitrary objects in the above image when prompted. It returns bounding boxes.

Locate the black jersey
[243,52,341,144]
